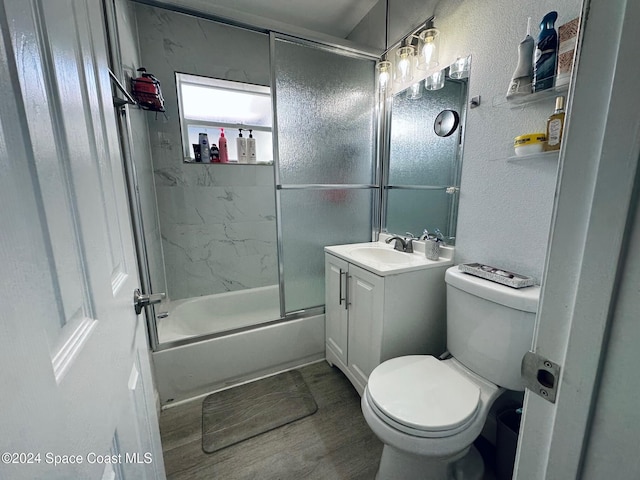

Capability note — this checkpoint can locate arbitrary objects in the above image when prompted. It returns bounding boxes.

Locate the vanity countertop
[325,234,454,277]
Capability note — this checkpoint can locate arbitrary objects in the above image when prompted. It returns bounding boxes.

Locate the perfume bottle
[545,96,566,151]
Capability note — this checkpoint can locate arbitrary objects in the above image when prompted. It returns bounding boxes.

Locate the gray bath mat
[202,370,318,453]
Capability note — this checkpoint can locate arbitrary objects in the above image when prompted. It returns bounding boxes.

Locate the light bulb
[417,28,440,70]
[379,70,390,89]
[395,46,415,84]
[423,40,435,65]
[376,60,392,94]
[399,57,410,76]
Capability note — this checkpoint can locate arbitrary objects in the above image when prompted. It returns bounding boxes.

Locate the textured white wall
[351,0,581,281]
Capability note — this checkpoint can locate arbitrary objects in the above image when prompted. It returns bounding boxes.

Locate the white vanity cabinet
[324,250,451,395]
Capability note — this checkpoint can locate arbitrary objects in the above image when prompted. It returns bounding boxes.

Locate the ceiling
[197,0,380,38]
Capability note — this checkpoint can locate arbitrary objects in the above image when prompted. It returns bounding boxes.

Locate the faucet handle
[405,237,414,253]
[433,228,447,246]
[405,232,415,239]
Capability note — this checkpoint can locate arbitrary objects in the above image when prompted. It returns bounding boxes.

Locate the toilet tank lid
[445,266,540,313]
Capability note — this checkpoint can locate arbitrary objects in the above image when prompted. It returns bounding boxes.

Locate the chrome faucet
[385,235,414,253]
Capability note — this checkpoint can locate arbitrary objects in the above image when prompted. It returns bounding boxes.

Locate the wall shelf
[506,150,560,162]
[493,83,569,109]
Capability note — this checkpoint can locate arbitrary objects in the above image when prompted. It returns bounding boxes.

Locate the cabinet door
[325,254,349,365]
[347,264,384,390]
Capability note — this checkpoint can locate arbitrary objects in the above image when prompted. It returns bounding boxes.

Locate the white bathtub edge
[152,314,325,405]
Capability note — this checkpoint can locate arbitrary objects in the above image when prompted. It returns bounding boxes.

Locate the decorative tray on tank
[458,263,535,289]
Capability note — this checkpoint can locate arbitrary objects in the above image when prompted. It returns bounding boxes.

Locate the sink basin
[325,239,454,276]
[349,246,414,265]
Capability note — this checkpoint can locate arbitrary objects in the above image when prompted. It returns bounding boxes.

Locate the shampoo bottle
[247,129,256,164]
[545,96,565,151]
[236,128,248,163]
[506,18,535,100]
[533,11,559,92]
[198,133,210,163]
[218,128,228,163]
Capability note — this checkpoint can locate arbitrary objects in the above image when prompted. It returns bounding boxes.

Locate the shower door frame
[269,32,382,319]
[112,3,384,351]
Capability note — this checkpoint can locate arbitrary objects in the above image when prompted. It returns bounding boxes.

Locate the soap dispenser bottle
[533,11,559,92]
[506,18,535,100]
[236,128,248,163]
[218,128,229,163]
[247,129,256,164]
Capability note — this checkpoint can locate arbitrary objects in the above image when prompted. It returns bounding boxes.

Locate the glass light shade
[425,69,445,90]
[395,46,415,84]
[417,28,440,70]
[406,80,423,99]
[449,56,471,79]
[376,60,393,95]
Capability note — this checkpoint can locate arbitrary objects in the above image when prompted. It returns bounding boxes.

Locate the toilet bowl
[362,356,502,479]
[362,266,540,480]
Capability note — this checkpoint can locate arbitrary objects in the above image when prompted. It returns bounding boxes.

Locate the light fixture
[417,25,440,71]
[395,45,415,84]
[425,69,445,90]
[449,55,471,79]
[376,13,443,96]
[377,60,393,96]
[407,80,423,100]
[376,0,392,97]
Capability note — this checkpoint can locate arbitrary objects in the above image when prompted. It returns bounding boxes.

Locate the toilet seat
[366,356,481,438]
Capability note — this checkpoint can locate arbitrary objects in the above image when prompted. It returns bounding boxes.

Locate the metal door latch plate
[522,351,561,403]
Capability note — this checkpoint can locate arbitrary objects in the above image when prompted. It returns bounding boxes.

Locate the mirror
[434,109,460,137]
[383,58,470,244]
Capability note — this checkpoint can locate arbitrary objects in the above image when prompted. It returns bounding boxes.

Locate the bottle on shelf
[236,128,248,163]
[506,17,535,100]
[218,128,229,163]
[533,11,559,92]
[544,96,566,151]
[247,129,256,164]
[210,143,220,163]
[198,133,210,163]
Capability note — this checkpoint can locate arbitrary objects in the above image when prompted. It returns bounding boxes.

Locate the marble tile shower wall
[135,4,277,301]
[155,165,278,301]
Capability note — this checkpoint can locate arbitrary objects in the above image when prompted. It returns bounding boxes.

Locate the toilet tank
[445,267,540,390]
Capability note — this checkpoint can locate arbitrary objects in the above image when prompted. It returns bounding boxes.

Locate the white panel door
[0,0,164,478]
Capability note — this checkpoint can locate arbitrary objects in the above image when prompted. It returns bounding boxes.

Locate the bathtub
[152,285,325,405]
[157,285,281,343]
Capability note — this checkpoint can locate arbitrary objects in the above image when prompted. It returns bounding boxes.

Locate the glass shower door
[271,35,378,314]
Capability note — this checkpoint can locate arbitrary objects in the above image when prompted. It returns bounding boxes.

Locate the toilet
[361,266,540,480]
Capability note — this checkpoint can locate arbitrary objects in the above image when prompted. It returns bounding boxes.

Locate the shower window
[176,73,273,163]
